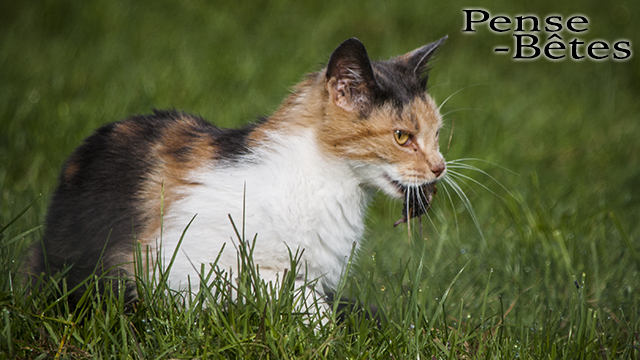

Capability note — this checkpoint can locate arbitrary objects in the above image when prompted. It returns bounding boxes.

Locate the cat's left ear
[401,36,448,88]
[325,38,378,116]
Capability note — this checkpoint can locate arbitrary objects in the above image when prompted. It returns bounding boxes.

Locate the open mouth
[385,176,437,227]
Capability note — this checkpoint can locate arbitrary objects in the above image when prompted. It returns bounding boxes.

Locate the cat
[29,36,448,310]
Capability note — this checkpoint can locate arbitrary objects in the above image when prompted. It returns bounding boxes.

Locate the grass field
[1,0,640,358]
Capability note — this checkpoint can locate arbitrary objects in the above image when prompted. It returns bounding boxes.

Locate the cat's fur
[30,37,448,306]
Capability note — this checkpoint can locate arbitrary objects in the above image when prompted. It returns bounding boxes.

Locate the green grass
[2,0,640,358]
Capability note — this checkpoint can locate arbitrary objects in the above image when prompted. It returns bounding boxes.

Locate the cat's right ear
[325,38,378,116]
[401,36,447,89]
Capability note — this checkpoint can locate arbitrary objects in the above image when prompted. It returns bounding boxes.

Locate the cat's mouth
[384,175,437,227]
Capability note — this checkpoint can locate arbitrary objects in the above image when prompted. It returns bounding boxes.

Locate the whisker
[442,176,485,243]
[405,185,411,240]
[441,108,490,118]
[447,158,519,175]
[409,180,418,238]
[438,179,460,235]
[437,82,495,112]
[446,163,513,183]
[414,183,426,213]
[446,169,506,201]
[445,172,483,200]
[414,185,424,237]
[446,160,518,201]
[416,184,439,237]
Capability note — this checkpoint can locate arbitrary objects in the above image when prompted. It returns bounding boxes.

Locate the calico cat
[30,36,448,307]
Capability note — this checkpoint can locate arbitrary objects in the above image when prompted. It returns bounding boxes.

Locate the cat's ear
[325,38,378,115]
[401,36,447,88]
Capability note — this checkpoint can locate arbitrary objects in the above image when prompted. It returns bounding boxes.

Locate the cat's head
[320,37,447,199]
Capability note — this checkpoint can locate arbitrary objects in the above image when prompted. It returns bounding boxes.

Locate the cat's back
[31,110,255,291]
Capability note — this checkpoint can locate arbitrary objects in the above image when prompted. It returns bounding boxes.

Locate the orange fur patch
[318,95,443,184]
[248,74,325,143]
[122,115,217,251]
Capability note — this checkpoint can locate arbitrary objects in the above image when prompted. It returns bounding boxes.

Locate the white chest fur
[154,128,370,294]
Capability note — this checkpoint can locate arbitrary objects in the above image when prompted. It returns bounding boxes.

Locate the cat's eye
[394,130,410,146]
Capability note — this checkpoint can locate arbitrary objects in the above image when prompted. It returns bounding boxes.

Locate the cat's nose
[431,162,445,178]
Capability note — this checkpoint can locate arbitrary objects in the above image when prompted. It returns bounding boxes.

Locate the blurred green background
[1,0,639,325]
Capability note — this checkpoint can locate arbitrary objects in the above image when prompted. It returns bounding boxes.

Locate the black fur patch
[148,109,257,163]
[371,60,427,109]
[326,37,446,115]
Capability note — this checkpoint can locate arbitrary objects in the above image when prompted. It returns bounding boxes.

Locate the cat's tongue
[393,183,436,227]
